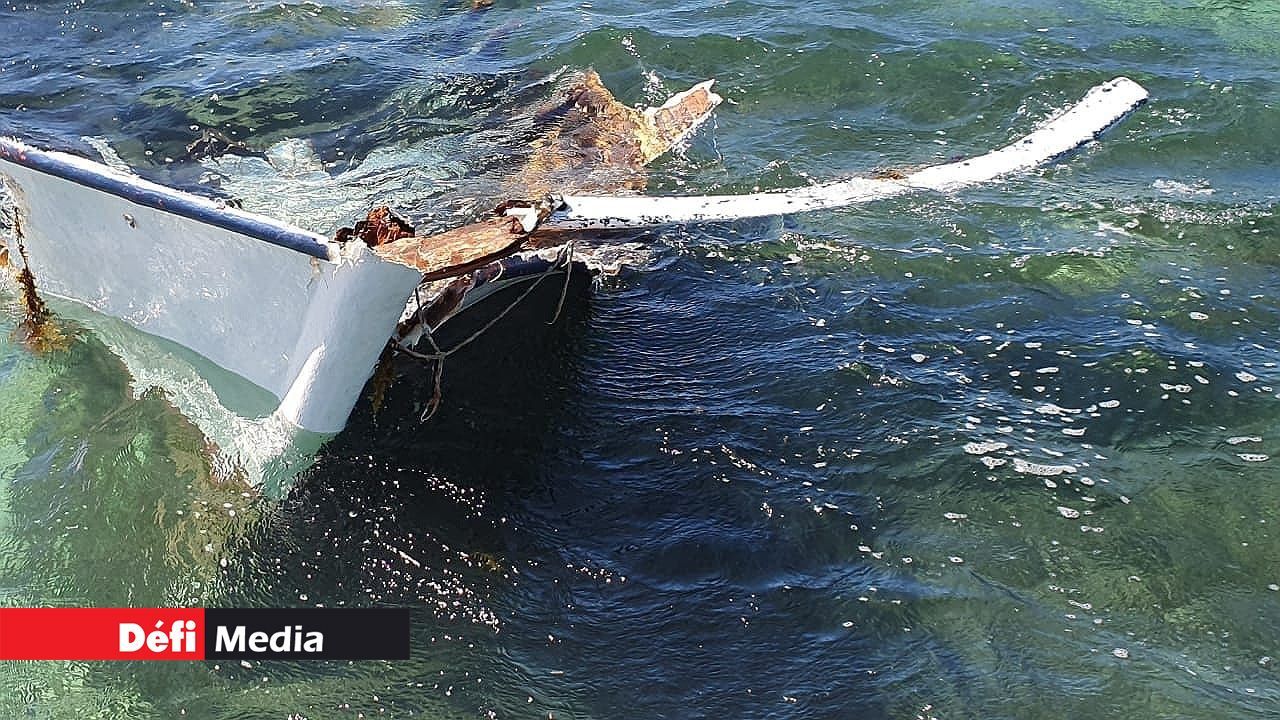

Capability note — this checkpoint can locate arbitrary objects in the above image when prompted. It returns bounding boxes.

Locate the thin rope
[412,284,445,356]
[395,248,575,421]
[547,240,575,325]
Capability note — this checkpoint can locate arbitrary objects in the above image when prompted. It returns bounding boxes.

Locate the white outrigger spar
[549,77,1148,229]
[0,77,1148,468]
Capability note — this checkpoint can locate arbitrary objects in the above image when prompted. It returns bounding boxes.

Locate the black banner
[204,608,411,660]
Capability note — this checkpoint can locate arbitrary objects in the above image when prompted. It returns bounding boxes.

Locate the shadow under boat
[354,250,593,436]
[296,261,594,530]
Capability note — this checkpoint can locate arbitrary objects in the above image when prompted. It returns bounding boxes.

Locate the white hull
[0,138,423,436]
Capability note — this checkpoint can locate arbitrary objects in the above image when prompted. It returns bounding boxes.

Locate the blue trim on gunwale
[0,136,334,260]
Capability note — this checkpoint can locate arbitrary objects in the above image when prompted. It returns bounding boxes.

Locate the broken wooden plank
[331,195,553,281]
[373,215,529,280]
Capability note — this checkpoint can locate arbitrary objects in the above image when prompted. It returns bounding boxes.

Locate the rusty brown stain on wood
[13,217,49,324]
[334,206,415,247]
[395,267,491,340]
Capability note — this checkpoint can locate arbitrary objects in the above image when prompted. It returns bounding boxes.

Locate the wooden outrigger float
[0,74,1148,475]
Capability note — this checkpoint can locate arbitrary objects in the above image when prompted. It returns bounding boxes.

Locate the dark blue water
[3,1,1280,718]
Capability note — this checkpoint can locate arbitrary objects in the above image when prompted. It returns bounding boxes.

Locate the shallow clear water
[2,0,1280,718]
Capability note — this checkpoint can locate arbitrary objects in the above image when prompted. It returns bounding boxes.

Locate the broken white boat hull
[0,138,424,435]
[0,76,1149,475]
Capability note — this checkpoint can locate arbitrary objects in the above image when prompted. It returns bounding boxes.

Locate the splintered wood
[515,70,720,196]
[335,206,415,247]
[355,69,722,281]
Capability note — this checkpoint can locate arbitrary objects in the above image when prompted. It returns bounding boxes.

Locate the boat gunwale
[0,136,335,261]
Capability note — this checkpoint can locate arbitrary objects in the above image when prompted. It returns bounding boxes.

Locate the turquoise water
[2,0,1280,717]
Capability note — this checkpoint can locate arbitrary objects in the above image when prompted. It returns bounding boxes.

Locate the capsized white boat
[0,76,1148,479]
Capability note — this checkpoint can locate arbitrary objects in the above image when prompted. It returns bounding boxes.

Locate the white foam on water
[963,440,1008,455]
[1014,458,1077,476]
[1227,436,1262,445]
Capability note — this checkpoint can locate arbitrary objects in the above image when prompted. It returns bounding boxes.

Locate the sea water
[1,0,1278,717]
